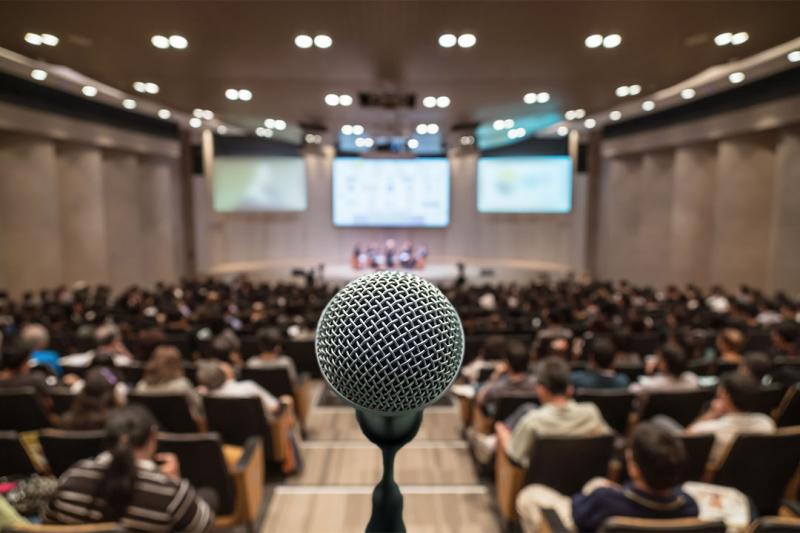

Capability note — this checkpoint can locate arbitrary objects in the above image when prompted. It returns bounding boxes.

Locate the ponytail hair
[100,405,158,519]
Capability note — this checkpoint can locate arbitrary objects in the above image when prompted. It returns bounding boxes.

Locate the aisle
[260,384,501,532]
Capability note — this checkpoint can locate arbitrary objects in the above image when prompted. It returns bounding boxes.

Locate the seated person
[196,359,280,416]
[0,340,53,410]
[135,345,204,421]
[515,423,698,532]
[20,323,62,377]
[245,326,298,382]
[45,405,214,531]
[60,323,134,367]
[475,341,536,414]
[738,351,773,385]
[67,351,129,405]
[459,336,508,385]
[716,328,745,366]
[686,372,776,465]
[770,321,799,358]
[571,336,630,389]
[496,357,611,468]
[630,344,699,393]
[62,366,123,430]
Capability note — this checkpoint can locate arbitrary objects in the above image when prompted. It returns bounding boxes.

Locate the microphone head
[315,271,464,414]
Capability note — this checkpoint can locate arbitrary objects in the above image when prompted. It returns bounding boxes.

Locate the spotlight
[629,84,641,95]
[787,50,800,63]
[537,92,550,103]
[460,135,475,146]
[325,93,340,106]
[574,109,586,119]
[492,119,505,131]
[216,125,228,135]
[341,124,353,135]
[422,96,437,108]
[714,32,733,46]
[168,35,188,49]
[238,89,252,101]
[427,123,439,135]
[557,126,569,137]
[274,120,287,131]
[603,34,622,48]
[338,94,353,106]
[352,124,364,135]
[151,35,170,49]
[436,96,451,108]
[416,124,428,135]
[584,118,596,129]
[615,86,630,97]
[523,92,537,104]
[144,82,159,94]
[730,32,749,46]
[24,33,43,46]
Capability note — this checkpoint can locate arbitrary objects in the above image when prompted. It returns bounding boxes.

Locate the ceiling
[1,0,799,143]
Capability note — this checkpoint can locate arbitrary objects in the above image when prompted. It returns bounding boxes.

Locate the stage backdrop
[192,148,589,278]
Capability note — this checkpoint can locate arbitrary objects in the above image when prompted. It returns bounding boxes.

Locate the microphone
[315,271,464,532]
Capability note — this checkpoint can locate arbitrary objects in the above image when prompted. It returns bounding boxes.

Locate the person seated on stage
[196,358,280,416]
[384,239,396,268]
[571,336,630,389]
[475,341,536,415]
[630,343,699,393]
[135,345,204,422]
[515,422,698,533]
[245,326,298,383]
[495,357,611,468]
[716,328,746,366]
[45,405,215,531]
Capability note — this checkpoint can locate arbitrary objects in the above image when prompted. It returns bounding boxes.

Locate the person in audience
[20,323,62,377]
[459,335,508,385]
[771,321,799,358]
[196,358,280,416]
[62,366,122,430]
[45,405,214,531]
[571,336,630,389]
[60,323,133,367]
[495,357,611,468]
[739,351,773,385]
[245,326,298,382]
[475,341,536,414]
[716,328,745,365]
[135,345,203,421]
[545,336,571,359]
[0,341,53,409]
[686,372,776,465]
[630,344,699,393]
[515,423,698,532]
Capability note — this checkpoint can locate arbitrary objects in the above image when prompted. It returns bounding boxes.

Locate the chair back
[60,364,88,377]
[241,367,294,398]
[5,523,120,532]
[680,434,715,481]
[639,389,715,426]
[240,335,260,358]
[39,429,106,477]
[463,335,484,364]
[623,332,661,356]
[494,393,538,422]
[118,364,144,385]
[774,384,800,427]
[710,428,800,514]
[50,389,77,415]
[575,389,634,434]
[0,431,37,476]
[156,432,236,515]
[283,340,319,377]
[747,516,800,532]
[599,517,726,532]
[163,333,193,360]
[203,396,274,460]
[616,364,645,383]
[0,387,49,431]
[753,385,787,416]
[523,434,615,494]
[127,393,198,433]
[744,329,772,352]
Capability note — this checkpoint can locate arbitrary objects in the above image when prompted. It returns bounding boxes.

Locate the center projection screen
[332,157,450,227]
[477,156,572,213]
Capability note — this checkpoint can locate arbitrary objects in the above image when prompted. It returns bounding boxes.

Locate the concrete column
[637,150,675,286]
[139,157,181,285]
[103,152,144,290]
[769,128,800,293]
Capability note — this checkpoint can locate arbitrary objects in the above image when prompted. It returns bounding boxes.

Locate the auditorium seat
[704,427,800,514]
[744,329,773,352]
[470,393,537,434]
[6,524,119,532]
[240,335,260,358]
[240,366,313,426]
[614,434,714,484]
[753,384,787,416]
[39,428,106,476]
[0,431,37,476]
[117,364,144,385]
[127,393,201,433]
[0,387,50,431]
[597,517,726,532]
[774,384,800,427]
[637,389,716,426]
[49,389,77,415]
[746,516,800,532]
[616,363,645,383]
[623,332,662,357]
[60,364,87,378]
[283,340,320,377]
[575,389,635,435]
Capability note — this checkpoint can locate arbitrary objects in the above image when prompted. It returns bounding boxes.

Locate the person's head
[142,345,184,386]
[196,359,230,391]
[0,341,31,374]
[626,422,687,492]
[95,323,122,348]
[772,322,799,351]
[481,336,508,361]
[714,372,760,414]
[547,337,571,358]
[101,405,159,519]
[506,341,530,374]
[740,351,772,382]
[256,326,283,355]
[658,343,688,377]
[63,367,118,430]
[20,323,50,351]
[716,328,745,354]
[535,356,572,402]
[588,336,616,370]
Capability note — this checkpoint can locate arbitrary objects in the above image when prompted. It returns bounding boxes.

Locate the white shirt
[688,412,776,465]
[209,379,280,415]
[60,350,133,368]
[630,372,700,393]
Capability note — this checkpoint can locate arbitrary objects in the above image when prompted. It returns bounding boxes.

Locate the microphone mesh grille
[315,271,464,413]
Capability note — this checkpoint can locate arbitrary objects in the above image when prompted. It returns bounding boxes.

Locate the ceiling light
[609,110,622,121]
[325,93,339,106]
[294,34,313,48]
[338,94,353,106]
[728,71,746,84]
[151,35,170,49]
[585,34,603,48]
[144,82,159,94]
[202,110,214,120]
[157,109,171,120]
[507,127,526,139]
[168,35,188,49]
[457,33,476,48]
[81,85,98,97]
[256,127,273,138]
[189,117,202,128]
[714,32,733,46]
[416,124,428,135]
[24,32,43,45]
[352,124,364,135]
[30,69,47,81]
[274,119,287,130]
[225,89,239,100]
[680,88,696,100]
[564,110,576,120]
[504,119,515,129]
[363,137,374,148]
[574,109,586,119]
[731,32,749,46]
[238,89,252,101]
[789,51,800,63]
[122,99,137,110]
[216,125,228,135]
[460,135,474,146]
[615,85,630,97]
[642,100,655,111]
[438,33,457,48]
[603,34,622,48]
[537,92,550,103]
[407,139,419,149]
[492,119,505,131]
[264,119,275,128]
[314,34,332,48]
[305,133,320,144]
[354,137,364,147]
[193,108,204,118]
[436,96,451,108]
[427,123,440,134]
[422,96,437,108]
[523,92,538,104]
[629,84,642,96]
[341,125,353,135]
[41,33,59,46]
[133,81,147,93]
[584,118,596,129]
[557,126,569,137]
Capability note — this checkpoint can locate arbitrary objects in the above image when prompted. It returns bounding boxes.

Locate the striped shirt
[44,452,214,532]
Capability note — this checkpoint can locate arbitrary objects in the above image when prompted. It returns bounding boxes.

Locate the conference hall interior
[1,1,800,532]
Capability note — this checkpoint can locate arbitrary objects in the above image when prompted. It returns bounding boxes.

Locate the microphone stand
[356,410,423,533]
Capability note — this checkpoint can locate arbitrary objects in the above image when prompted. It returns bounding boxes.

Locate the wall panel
[770,128,800,293]
[103,152,144,289]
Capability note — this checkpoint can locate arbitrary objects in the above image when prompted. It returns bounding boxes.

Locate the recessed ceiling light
[151,35,170,49]
[264,119,275,128]
[416,123,428,135]
[585,34,603,48]
[504,119,515,129]
[537,92,550,103]
[629,84,642,96]
[352,124,364,135]
[225,88,239,100]
[341,124,353,135]
[730,31,749,46]
[189,117,202,128]
[615,85,630,97]
[30,69,47,81]
[295,34,313,48]
[24,32,43,45]
[492,119,505,131]
[81,85,98,97]
[680,88,696,100]
[438,33,457,48]
[436,96,451,108]
[564,110,576,120]
[338,94,353,106]
[609,110,622,121]
[788,51,800,63]
[407,138,419,149]
[457,33,476,48]
[603,34,622,48]
[714,32,733,46]
[574,109,586,119]
[157,109,171,120]
[584,118,597,129]
[314,34,332,48]
[728,71,746,84]
[144,82,159,94]
[523,92,538,104]
[422,96,437,108]
[363,137,374,148]
[202,110,214,120]
[460,135,475,146]
[325,93,339,106]
[238,89,252,101]
[41,33,59,46]
[507,127,526,139]
[427,123,439,135]
[193,108,204,118]
[305,133,322,144]
[642,100,655,111]
[133,81,147,93]
[274,119,287,130]
[216,125,228,135]
[168,35,188,49]
[557,126,569,137]
[122,98,137,110]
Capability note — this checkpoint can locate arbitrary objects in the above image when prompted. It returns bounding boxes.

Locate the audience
[716,328,745,366]
[61,367,122,430]
[196,358,280,416]
[515,423,698,532]
[475,340,536,414]
[0,341,53,409]
[570,336,630,389]
[45,405,214,531]
[135,345,204,421]
[20,323,62,377]
[771,321,799,358]
[460,335,508,384]
[245,325,298,382]
[60,324,133,368]
[631,344,699,393]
